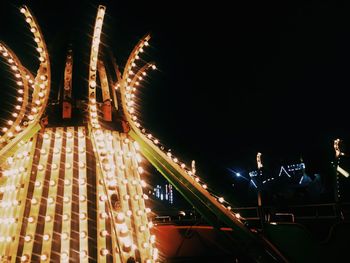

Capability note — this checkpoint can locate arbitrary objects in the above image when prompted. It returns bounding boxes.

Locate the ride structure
[0,5,287,263]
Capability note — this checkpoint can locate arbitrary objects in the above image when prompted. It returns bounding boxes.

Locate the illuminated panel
[93,129,124,262]
[60,127,74,261]
[102,131,120,262]
[121,133,149,258]
[21,129,53,262]
[77,127,89,263]
[127,137,153,258]
[110,133,135,261]
[112,132,154,261]
[0,140,31,259]
[88,5,105,129]
[0,155,17,255]
[40,128,63,261]
[8,140,34,260]
[4,138,36,262]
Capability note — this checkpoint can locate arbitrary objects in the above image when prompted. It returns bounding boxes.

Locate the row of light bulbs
[92,129,156,260]
[86,6,157,262]
[0,6,50,153]
[20,6,50,126]
[0,43,28,142]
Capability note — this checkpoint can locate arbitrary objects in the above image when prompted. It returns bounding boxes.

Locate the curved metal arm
[0,42,29,144]
[122,33,151,82]
[20,6,51,124]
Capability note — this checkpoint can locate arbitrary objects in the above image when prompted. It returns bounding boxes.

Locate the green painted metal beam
[0,123,41,165]
[129,128,288,263]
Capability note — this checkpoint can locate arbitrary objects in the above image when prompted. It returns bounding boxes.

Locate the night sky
[1,0,350,205]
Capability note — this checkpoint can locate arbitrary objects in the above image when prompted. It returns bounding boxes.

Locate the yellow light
[100,248,109,256]
[100,230,108,237]
[116,213,125,223]
[80,250,88,258]
[40,254,48,261]
[47,197,54,204]
[61,252,69,261]
[138,167,144,174]
[122,237,132,252]
[80,231,87,239]
[143,242,149,248]
[153,248,159,261]
[80,213,87,220]
[150,234,156,244]
[31,198,38,205]
[62,232,69,240]
[100,212,108,219]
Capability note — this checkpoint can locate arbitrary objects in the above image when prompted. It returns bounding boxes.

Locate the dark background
[1,0,350,206]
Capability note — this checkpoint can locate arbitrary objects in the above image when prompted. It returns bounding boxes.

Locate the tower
[0,5,156,263]
[0,4,287,263]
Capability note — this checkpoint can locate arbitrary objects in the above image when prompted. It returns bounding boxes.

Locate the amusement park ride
[0,5,296,263]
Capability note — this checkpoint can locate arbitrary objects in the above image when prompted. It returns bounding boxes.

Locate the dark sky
[1,0,350,203]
